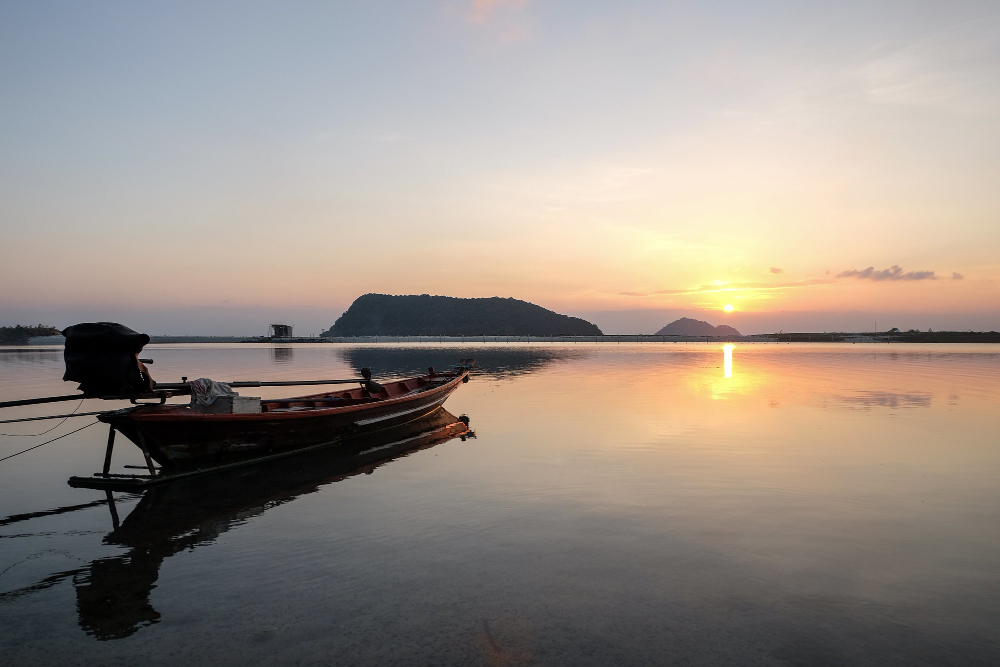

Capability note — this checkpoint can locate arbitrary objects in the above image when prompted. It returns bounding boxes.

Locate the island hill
[322,294,603,337]
[656,317,741,337]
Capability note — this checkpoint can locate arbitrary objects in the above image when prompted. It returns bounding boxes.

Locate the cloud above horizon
[619,279,831,297]
[837,265,937,281]
[466,0,528,23]
[619,263,967,301]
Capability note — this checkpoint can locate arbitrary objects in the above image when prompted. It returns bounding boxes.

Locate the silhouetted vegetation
[0,325,61,345]
[322,294,603,336]
[765,331,1000,343]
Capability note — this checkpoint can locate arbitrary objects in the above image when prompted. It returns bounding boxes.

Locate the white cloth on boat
[189,378,238,406]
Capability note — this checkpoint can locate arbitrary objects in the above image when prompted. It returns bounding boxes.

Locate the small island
[655,317,741,337]
[322,294,603,337]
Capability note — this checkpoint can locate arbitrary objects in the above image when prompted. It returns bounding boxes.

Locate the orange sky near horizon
[1,1,998,334]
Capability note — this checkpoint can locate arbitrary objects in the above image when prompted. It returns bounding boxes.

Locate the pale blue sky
[2,1,998,334]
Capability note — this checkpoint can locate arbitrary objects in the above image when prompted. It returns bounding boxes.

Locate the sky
[1,0,998,335]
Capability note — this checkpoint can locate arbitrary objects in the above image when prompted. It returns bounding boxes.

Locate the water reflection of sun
[684,343,766,400]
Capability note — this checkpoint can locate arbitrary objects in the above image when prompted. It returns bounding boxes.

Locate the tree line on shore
[0,325,60,344]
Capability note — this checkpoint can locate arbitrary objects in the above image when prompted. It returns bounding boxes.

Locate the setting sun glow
[723,304,735,312]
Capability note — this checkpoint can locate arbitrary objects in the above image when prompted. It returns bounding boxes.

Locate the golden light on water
[723,344,734,378]
[723,304,734,312]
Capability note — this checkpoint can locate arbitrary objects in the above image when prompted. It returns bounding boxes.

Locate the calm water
[1,343,999,666]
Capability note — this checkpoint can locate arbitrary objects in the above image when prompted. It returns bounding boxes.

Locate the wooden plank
[67,437,346,490]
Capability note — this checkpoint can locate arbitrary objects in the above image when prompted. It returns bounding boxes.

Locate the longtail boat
[0,322,476,488]
[99,362,474,470]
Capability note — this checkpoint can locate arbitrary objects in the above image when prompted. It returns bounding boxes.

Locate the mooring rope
[0,421,99,464]
[0,410,110,426]
[0,400,84,437]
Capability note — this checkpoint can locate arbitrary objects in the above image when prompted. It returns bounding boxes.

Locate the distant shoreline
[15,331,1000,345]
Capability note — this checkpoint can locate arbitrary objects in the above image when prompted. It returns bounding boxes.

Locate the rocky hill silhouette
[655,317,741,337]
[322,294,603,336]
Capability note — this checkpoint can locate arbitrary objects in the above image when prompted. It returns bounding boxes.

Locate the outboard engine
[62,323,155,395]
[360,367,383,394]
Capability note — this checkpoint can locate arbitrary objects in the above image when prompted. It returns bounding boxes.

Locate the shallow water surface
[1,343,998,666]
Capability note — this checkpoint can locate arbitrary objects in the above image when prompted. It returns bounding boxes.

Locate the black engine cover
[62,322,155,395]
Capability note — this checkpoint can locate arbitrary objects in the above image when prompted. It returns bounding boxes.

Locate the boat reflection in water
[72,407,472,640]
[340,345,591,381]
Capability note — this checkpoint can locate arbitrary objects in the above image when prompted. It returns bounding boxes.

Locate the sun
[723,304,735,312]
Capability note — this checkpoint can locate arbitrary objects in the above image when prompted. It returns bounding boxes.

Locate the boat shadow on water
[58,408,470,641]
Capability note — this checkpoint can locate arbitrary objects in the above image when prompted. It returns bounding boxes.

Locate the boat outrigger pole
[151,378,368,391]
[0,394,94,410]
[0,378,368,411]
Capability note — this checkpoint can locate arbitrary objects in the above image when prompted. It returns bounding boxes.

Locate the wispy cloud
[619,279,831,298]
[313,130,406,144]
[837,265,937,281]
[466,0,528,24]
[852,19,1000,113]
[621,262,963,299]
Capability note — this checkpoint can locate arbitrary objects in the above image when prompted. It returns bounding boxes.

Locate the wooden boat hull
[100,367,470,468]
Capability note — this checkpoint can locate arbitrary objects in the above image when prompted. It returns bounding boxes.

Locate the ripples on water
[1,343,998,666]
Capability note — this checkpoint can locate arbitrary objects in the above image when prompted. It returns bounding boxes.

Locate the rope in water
[0,400,84,437]
[0,421,99,463]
